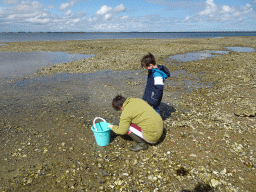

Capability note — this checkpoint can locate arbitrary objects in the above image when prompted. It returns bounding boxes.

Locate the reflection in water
[0,52,94,80]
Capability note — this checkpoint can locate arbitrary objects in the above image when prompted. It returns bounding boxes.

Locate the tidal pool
[167,47,255,63]
[0,68,211,132]
[0,48,212,126]
[0,52,94,80]
[225,47,255,52]
[0,49,214,126]
[168,50,229,62]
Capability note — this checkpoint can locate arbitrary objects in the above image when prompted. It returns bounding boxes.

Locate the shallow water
[0,50,213,144]
[225,47,255,52]
[0,49,213,131]
[0,68,211,139]
[168,47,255,62]
[1,32,256,42]
[0,52,94,80]
[168,50,229,62]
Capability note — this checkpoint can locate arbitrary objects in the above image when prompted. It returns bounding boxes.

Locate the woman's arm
[112,109,132,135]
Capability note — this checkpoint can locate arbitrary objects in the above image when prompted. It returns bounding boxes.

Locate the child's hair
[141,52,156,68]
[112,94,126,111]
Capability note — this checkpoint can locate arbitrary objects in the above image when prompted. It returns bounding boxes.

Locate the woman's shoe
[130,143,148,151]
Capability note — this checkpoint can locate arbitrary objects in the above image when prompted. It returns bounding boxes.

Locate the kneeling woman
[108,95,163,152]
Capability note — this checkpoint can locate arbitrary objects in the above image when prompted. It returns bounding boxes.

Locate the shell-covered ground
[0,37,256,191]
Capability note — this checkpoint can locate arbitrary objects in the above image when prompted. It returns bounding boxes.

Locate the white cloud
[144,0,205,10]
[112,4,125,13]
[72,18,80,23]
[121,15,129,20]
[199,0,217,16]
[185,0,254,23]
[95,5,112,15]
[0,7,4,14]
[26,17,49,24]
[221,5,234,14]
[7,14,16,19]
[64,9,72,16]
[2,0,20,5]
[88,17,96,22]
[95,4,126,21]
[104,13,111,20]
[183,16,190,22]
[60,1,75,11]
[1,1,55,26]
[48,5,56,10]
[12,1,45,14]
[0,0,255,32]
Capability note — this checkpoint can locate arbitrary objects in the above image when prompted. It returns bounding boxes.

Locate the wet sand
[0,37,256,191]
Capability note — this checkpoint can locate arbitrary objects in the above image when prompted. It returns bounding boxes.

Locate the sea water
[1,31,256,42]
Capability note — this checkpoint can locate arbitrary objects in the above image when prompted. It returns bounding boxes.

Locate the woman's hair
[112,94,126,111]
[141,52,156,68]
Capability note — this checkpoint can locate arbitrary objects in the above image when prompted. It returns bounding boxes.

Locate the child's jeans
[151,105,160,115]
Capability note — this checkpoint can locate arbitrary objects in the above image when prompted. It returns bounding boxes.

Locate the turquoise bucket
[91,117,111,146]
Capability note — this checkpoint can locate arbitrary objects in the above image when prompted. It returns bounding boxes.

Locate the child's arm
[150,72,165,105]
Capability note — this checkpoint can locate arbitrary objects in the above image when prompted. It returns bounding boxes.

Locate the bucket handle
[93,117,106,132]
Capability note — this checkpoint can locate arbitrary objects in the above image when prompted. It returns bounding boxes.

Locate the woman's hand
[107,124,113,129]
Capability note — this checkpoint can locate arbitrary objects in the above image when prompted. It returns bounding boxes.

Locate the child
[108,95,163,152]
[141,53,170,114]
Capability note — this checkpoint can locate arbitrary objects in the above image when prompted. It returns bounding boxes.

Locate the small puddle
[0,52,94,80]
[168,47,255,63]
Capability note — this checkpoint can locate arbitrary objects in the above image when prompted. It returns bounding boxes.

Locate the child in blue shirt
[141,53,170,114]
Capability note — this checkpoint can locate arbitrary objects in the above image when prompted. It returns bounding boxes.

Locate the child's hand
[107,125,113,129]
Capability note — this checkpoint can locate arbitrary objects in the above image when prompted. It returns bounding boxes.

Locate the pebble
[211,179,220,187]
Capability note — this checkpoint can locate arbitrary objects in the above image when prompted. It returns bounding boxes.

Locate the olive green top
[112,98,163,143]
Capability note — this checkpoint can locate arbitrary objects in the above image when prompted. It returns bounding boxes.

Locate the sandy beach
[0,36,256,191]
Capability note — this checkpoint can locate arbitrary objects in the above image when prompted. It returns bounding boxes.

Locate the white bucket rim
[93,117,107,132]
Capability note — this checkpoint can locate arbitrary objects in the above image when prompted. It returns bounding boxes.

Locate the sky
[0,0,256,32]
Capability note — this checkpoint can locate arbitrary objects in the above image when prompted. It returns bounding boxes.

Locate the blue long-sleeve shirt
[142,65,170,107]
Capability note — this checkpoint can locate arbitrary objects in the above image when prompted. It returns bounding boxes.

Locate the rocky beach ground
[0,36,256,191]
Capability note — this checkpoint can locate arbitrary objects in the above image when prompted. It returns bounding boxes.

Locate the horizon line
[1,31,256,33]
